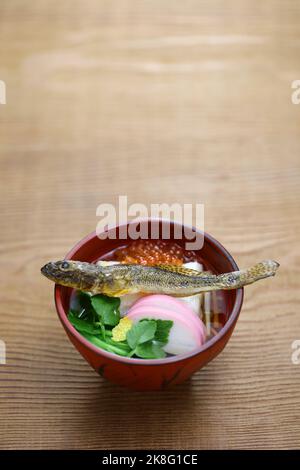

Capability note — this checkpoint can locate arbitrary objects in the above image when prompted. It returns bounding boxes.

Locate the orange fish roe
[114,240,185,266]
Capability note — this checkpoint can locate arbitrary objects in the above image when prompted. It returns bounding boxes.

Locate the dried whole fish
[41,259,279,297]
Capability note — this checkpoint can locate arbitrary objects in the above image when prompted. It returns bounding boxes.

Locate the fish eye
[61,261,70,270]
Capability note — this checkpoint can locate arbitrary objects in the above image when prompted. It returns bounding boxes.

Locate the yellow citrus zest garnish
[112,317,133,342]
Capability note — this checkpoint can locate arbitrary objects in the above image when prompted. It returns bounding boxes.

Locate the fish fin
[102,287,131,297]
[155,264,210,277]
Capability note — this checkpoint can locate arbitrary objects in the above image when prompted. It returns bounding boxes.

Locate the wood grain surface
[0,1,300,450]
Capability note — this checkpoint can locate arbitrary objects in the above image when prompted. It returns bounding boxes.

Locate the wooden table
[0,1,299,450]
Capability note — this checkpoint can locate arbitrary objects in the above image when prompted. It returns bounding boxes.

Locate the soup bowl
[55,220,243,391]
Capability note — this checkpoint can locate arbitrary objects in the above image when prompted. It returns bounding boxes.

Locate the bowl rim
[55,221,244,365]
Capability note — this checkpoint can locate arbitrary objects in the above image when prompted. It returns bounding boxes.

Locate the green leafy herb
[68,311,102,335]
[135,341,166,359]
[104,337,131,351]
[91,295,120,326]
[126,320,157,349]
[70,291,93,320]
[137,318,173,345]
[68,291,174,360]
[126,319,173,359]
[153,320,173,345]
[82,332,130,357]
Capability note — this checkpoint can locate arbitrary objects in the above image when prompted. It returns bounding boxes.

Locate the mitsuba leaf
[91,295,120,326]
[82,332,129,357]
[70,291,93,320]
[154,320,173,345]
[135,341,166,359]
[68,311,101,335]
[126,320,157,349]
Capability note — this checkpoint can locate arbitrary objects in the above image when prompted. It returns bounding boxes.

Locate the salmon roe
[114,240,185,266]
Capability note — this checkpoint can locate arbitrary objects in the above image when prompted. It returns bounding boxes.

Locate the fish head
[41,260,99,291]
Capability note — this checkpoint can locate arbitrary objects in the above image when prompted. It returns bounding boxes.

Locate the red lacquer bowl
[55,220,243,391]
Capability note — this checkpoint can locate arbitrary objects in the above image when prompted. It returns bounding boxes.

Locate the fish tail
[214,260,280,290]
